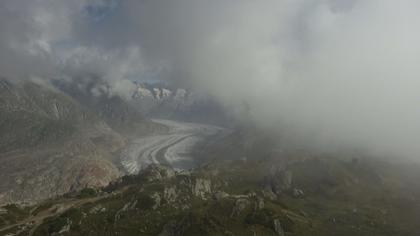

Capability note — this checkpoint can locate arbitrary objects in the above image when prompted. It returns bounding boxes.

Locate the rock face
[281,170,293,190]
[192,178,212,199]
[273,219,285,236]
[0,78,159,205]
[262,188,277,200]
[256,197,265,210]
[292,188,304,198]
[164,186,178,203]
[263,168,293,197]
[52,77,155,136]
[151,192,161,210]
[0,141,123,205]
[89,205,107,214]
[272,170,293,194]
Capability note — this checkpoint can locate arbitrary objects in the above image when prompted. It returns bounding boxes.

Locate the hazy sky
[1,0,420,158]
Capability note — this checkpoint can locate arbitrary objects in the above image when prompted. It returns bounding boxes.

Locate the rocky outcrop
[142,164,176,182]
[272,170,293,194]
[0,79,155,205]
[164,186,178,203]
[256,197,265,210]
[151,192,161,210]
[263,168,293,197]
[192,178,212,199]
[89,205,106,214]
[262,188,277,200]
[292,188,304,198]
[273,219,285,236]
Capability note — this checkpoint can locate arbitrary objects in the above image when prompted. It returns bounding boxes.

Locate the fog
[1,0,420,158]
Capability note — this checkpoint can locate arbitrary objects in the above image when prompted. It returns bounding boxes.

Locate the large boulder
[263,169,293,196]
[192,178,212,199]
[164,186,178,203]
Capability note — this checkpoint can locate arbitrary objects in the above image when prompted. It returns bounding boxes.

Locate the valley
[2,1,420,235]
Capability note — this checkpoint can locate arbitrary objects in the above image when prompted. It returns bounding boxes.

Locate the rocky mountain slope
[2,154,420,235]
[52,78,165,137]
[2,79,420,236]
[1,131,420,236]
[0,78,163,206]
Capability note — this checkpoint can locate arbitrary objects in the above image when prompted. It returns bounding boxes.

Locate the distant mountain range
[130,82,231,125]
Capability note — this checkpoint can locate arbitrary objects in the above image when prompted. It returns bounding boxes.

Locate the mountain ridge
[0,78,165,206]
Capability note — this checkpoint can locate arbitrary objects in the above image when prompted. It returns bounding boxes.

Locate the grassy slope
[5,155,415,236]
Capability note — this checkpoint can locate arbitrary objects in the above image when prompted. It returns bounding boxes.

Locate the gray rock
[282,171,293,190]
[256,197,265,210]
[273,219,285,236]
[89,204,106,214]
[292,188,304,198]
[273,170,293,194]
[231,198,250,217]
[164,186,178,203]
[214,191,229,201]
[248,191,257,198]
[151,192,161,210]
[263,169,293,196]
[192,178,211,199]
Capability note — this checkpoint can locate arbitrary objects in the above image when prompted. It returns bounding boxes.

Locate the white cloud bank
[1,0,420,158]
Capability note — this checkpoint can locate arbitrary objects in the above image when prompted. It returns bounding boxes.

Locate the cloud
[0,0,84,79]
[1,0,420,158]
